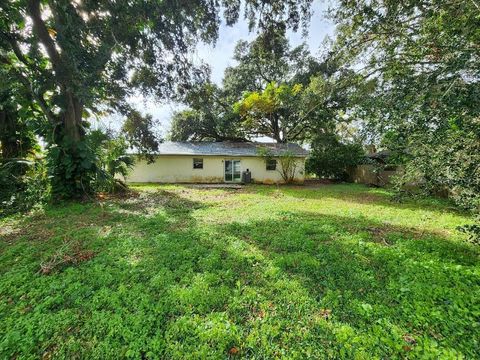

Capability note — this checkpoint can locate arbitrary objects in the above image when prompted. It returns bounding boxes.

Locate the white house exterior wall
[124,155,305,184]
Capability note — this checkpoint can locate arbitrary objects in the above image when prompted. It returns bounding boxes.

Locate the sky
[101,0,336,139]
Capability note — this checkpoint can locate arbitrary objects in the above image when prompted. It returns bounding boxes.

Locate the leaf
[228,346,239,355]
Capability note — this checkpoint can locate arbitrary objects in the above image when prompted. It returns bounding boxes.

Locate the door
[224,160,241,182]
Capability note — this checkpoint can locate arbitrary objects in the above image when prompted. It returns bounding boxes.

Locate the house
[124,142,309,184]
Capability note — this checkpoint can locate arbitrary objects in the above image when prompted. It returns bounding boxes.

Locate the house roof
[152,142,309,157]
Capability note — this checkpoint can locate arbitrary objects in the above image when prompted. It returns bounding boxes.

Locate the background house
[124,142,308,184]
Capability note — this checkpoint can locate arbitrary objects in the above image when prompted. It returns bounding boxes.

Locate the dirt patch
[39,239,95,275]
[365,224,450,246]
[187,184,244,189]
[0,223,25,244]
[1,216,57,244]
[304,179,336,187]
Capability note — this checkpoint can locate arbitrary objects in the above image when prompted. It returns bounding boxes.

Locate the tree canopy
[222,27,314,97]
[170,83,244,142]
[170,28,361,143]
[332,0,480,211]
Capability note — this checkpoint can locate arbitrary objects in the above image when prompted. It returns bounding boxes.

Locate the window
[266,159,276,171]
[193,158,203,169]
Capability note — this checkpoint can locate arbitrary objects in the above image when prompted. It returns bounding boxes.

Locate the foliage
[257,147,300,184]
[0,0,312,198]
[170,28,361,145]
[171,28,330,143]
[0,66,38,160]
[46,138,97,199]
[227,48,364,143]
[332,0,480,213]
[234,82,307,142]
[0,63,48,214]
[458,217,480,246]
[87,129,134,193]
[0,158,49,217]
[223,27,315,97]
[276,152,300,184]
[306,133,364,180]
[0,184,478,357]
[121,110,160,163]
[169,83,244,142]
[101,139,134,180]
[0,111,37,159]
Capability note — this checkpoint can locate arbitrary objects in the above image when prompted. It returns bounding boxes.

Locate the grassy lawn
[1,184,479,359]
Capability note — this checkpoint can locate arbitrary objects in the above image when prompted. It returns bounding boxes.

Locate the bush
[306,133,364,180]
[458,219,480,246]
[389,126,480,244]
[257,147,301,184]
[87,130,134,193]
[0,158,50,217]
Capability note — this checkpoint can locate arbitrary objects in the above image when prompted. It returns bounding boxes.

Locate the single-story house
[124,142,309,184]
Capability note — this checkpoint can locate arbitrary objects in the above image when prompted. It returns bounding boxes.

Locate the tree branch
[27,0,63,76]
[3,34,51,81]
[0,54,57,124]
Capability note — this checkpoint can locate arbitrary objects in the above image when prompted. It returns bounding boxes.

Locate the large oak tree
[0,0,312,197]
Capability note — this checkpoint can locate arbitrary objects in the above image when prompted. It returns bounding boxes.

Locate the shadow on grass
[245,183,463,215]
[218,210,479,354]
[1,188,479,358]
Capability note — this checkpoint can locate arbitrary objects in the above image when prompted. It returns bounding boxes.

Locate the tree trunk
[0,109,21,159]
[50,91,94,199]
[63,90,83,142]
[25,0,94,199]
[271,114,283,143]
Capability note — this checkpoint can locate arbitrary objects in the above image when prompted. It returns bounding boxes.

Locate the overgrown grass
[1,184,478,359]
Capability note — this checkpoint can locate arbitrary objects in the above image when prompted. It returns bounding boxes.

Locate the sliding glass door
[224,160,241,182]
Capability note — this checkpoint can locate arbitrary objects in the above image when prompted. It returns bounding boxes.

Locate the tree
[169,27,357,144]
[122,110,160,162]
[169,83,244,142]
[331,0,480,243]
[234,82,307,142]
[257,147,300,184]
[233,62,363,143]
[0,64,38,160]
[306,133,364,180]
[0,0,313,198]
[170,28,317,143]
[332,0,480,210]
[223,26,314,98]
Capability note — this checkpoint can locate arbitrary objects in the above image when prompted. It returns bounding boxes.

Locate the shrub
[87,130,134,193]
[306,133,364,180]
[458,218,480,246]
[389,127,480,244]
[257,148,300,184]
[0,158,50,217]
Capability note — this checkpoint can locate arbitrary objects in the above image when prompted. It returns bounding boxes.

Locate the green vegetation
[306,133,365,181]
[1,184,478,359]
[333,0,480,215]
[1,0,311,198]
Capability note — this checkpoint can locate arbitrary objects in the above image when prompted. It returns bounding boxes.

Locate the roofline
[129,153,309,158]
